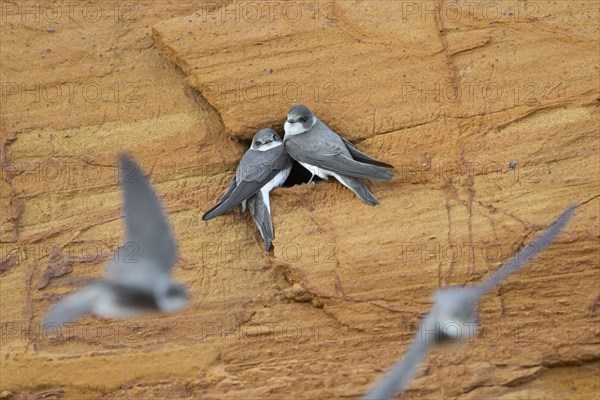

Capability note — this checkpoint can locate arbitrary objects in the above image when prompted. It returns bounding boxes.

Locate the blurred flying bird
[364,205,576,400]
[44,153,188,325]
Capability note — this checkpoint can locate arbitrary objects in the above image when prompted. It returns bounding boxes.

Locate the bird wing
[43,284,105,326]
[476,205,576,295]
[340,137,394,168]
[363,332,432,400]
[117,154,178,274]
[202,146,290,220]
[202,176,237,220]
[285,134,393,180]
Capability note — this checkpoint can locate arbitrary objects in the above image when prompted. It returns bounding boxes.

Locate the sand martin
[364,205,576,400]
[44,154,188,326]
[203,128,292,250]
[283,104,393,206]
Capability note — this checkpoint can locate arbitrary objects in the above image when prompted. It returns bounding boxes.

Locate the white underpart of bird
[364,204,577,400]
[252,135,290,213]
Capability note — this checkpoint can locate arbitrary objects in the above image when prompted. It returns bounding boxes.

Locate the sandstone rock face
[1,1,598,399]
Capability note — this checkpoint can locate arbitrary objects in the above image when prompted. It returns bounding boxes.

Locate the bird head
[251,128,282,150]
[284,104,316,135]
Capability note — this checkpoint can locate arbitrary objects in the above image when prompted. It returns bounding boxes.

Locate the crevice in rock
[459,145,477,277]
[442,180,460,284]
[448,37,492,57]
[542,355,600,369]
[282,161,322,187]
[274,262,413,318]
[472,200,531,230]
[1,134,23,244]
[589,294,600,317]
[580,194,600,206]
[440,194,452,287]
[434,0,462,96]
[152,32,228,145]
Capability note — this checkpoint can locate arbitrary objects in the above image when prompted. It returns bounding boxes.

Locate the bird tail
[247,192,275,250]
[334,174,379,206]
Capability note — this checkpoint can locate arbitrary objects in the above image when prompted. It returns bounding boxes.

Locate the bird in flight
[44,154,188,326]
[364,205,576,400]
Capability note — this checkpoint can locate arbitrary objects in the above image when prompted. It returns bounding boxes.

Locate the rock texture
[1,1,599,399]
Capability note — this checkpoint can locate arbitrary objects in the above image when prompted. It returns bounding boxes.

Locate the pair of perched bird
[43,104,393,326]
[203,104,394,250]
[42,104,576,400]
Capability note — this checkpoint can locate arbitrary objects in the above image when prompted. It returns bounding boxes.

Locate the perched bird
[283,104,393,206]
[203,128,292,250]
[364,205,576,400]
[44,154,188,326]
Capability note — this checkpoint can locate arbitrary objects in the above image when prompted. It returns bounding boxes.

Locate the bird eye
[300,117,308,123]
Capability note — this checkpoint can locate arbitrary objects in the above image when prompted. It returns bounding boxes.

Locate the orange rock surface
[1,1,598,399]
